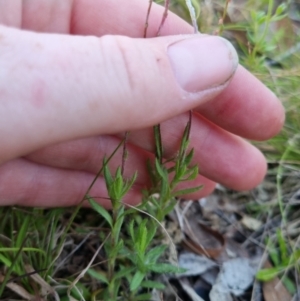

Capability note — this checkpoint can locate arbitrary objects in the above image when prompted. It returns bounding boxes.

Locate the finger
[21,0,73,33]
[0,0,73,31]
[197,66,285,140]
[0,159,142,208]
[124,112,267,191]
[25,136,217,198]
[26,135,152,184]
[26,108,266,192]
[14,0,192,36]
[71,0,192,37]
[0,26,238,164]
[0,0,22,27]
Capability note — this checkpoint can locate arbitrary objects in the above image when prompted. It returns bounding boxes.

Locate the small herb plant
[85,114,200,300]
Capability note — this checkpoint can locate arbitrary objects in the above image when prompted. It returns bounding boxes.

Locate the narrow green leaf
[162,198,177,216]
[16,215,30,248]
[147,263,184,274]
[141,280,165,290]
[175,164,187,181]
[182,165,198,181]
[103,158,114,188]
[155,159,168,181]
[129,219,135,243]
[113,267,135,281]
[178,118,191,158]
[256,266,283,281]
[277,229,288,262]
[270,14,287,22]
[267,238,280,267]
[144,220,157,249]
[121,171,138,197]
[184,148,194,166]
[114,167,124,199]
[275,3,287,15]
[113,207,125,242]
[0,247,45,255]
[159,176,170,200]
[88,197,113,227]
[153,124,163,162]
[130,271,145,291]
[0,254,12,267]
[87,269,109,284]
[145,245,167,264]
[137,220,148,254]
[282,276,296,294]
[172,185,203,197]
[110,239,124,259]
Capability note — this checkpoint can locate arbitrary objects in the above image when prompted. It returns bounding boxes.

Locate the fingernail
[168,36,239,93]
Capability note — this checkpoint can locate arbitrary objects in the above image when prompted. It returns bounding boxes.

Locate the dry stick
[144,0,153,38]
[185,0,199,34]
[7,268,47,283]
[156,0,170,36]
[67,233,111,299]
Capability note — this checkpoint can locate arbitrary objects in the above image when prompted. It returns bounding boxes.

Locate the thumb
[0,26,238,163]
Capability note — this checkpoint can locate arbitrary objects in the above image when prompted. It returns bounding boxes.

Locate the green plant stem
[0,236,28,297]
[252,0,274,59]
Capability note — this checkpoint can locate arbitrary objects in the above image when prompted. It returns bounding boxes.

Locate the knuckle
[99,35,142,96]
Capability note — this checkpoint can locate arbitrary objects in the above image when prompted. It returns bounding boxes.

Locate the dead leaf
[178,252,217,276]
[182,222,225,259]
[168,207,225,258]
[263,261,292,301]
[210,258,256,298]
[0,274,36,300]
[25,264,55,297]
[210,285,233,301]
[241,215,263,231]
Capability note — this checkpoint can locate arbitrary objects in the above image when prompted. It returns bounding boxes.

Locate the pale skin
[0,0,285,207]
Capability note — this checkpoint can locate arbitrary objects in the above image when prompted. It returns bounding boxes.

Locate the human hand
[0,0,284,207]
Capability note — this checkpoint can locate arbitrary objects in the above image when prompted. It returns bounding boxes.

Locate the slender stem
[185,0,199,33]
[144,0,153,38]
[156,0,170,36]
[218,0,230,36]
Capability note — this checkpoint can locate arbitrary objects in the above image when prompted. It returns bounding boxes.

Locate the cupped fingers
[25,135,216,199]
[25,135,151,184]
[0,159,142,208]
[27,109,266,192]
[126,112,267,191]
[71,0,192,37]
[0,158,216,208]
[197,65,285,141]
